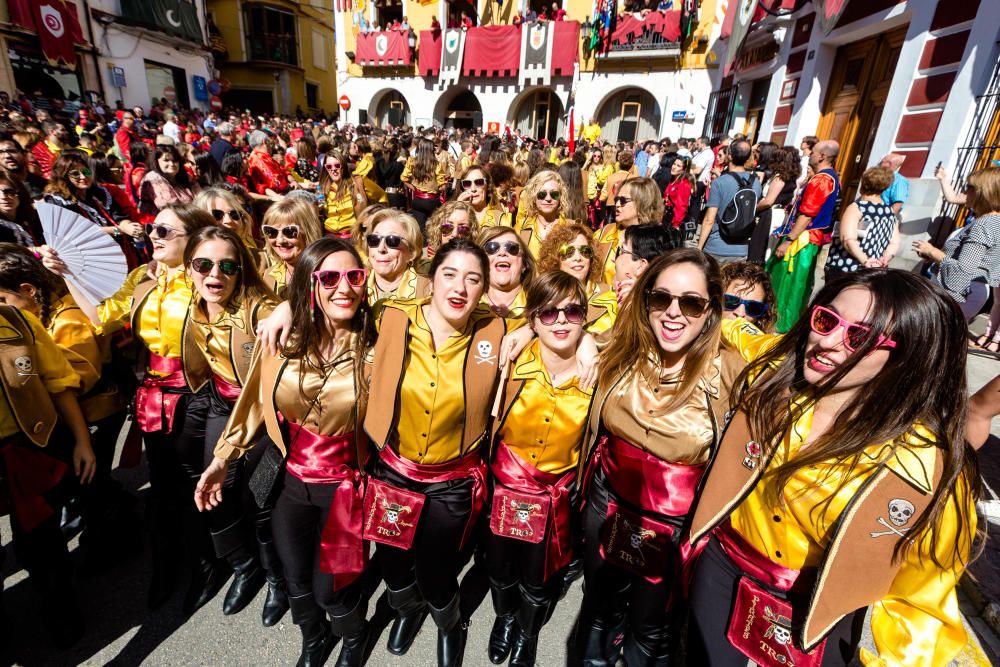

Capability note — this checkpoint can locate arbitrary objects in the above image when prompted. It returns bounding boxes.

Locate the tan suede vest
[0,306,59,447]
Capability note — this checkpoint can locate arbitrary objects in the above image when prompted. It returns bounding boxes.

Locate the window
[244,6,298,66]
[447,0,477,27]
[306,83,319,109]
[312,30,327,70]
[376,0,404,29]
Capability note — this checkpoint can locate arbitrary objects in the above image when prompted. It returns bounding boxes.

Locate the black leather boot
[429,594,466,667]
[622,634,673,667]
[222,548,266,615]
[487,581,520,664]
[509,593,556,667]
[386,582,428,655]
[330,598,369,667]
[289,592,335,667]
[182,556,231,616]
[259,536,289,626]
[572,612,625,667]
[559,556,584,600]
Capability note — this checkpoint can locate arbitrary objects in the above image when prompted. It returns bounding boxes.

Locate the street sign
[193,75,208,101]
[339,95,351,110]
[207,79,223,96]
[210,95,223,111]
[487,121,500,134]
[110,66,126,88]
[163,85,177,102]
[671,111,687,122]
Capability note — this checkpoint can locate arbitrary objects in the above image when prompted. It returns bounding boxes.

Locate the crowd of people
[0,93,995,667]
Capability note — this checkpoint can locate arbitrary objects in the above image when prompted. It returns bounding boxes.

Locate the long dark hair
[183,226,277,310]
[600,248,723,411]
[0,243,63,325]
[194,150,223,187]
[152,145,193,188]
[412,138,438,183]
[557,162,587,223]
[283,238,375,392]
[733,270,978,566]
[45,150,99,201]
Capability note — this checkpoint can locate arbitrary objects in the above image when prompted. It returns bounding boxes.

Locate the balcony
[600,10,681,58]
[246,33,298,66]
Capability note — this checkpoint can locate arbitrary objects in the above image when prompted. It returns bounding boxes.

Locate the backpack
[717,172,759,244]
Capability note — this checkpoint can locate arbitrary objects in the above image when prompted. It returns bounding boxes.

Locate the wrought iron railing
[246,34,297,66]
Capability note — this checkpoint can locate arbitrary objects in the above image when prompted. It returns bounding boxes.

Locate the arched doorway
[372,90,411,128]
[439,89,482,130]
[510,89,565,142]
[595,88,661,143]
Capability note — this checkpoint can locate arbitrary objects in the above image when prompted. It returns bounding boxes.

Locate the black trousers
[271,473,361,615]
[408,194,440,231]
[580,469,683,655]
[687,535,865,666]
[372,457,475,608]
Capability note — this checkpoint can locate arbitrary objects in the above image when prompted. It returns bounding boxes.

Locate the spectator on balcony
[551,2,567,20]
[430,15,441,32]
[525,7,538,21]
[512,12,524,25]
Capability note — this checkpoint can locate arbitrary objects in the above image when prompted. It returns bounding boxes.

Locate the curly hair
[720,260,777,331]
[522,171,568,223]
[0,242,63,326]
[44,150,98,201]
[426,201,477,252]
[769,146,802,184]
[537,221,601,285]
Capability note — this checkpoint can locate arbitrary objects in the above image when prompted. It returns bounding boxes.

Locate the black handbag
[248,440,285,509]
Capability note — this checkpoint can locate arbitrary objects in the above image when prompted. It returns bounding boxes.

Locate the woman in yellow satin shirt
[516,171,571,259]
[485,270,595,667]
[478,226,536,330]
[365,209,428,304]
[260,196,324,299]
[181,225,286,624]
[685,269,979,667]
[454,165,511,228]
[193,187,259,254]
[321,150,368,238]
[402,138,447,226]
[197,237,376,667]
[55,203,217,611]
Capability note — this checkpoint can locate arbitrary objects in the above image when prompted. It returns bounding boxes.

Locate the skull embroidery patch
[14,355,32,374]
[870,498,915,538]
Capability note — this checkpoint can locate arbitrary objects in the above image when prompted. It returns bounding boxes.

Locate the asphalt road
[0,332,996,666]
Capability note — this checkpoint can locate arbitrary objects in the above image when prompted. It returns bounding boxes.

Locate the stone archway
[370,89,411,128]
[508,87,565,142]
[434,87,483,130]
[594,87,661,143]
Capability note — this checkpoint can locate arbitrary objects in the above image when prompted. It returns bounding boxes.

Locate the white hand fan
[35,202,129,303]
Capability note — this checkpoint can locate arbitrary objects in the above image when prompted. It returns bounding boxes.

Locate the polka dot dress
[826,200,897,273]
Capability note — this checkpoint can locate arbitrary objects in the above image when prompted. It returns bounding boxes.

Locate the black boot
[330,599,369,667]
[259,535,290,626]
[182,556,231,615]
[622,634,673,667]
[572,612,625,667]
[147,550,176,610]
[559,556,584,600]
[222,548,266,615]
[487,581,520,664]
[289,592,335,667]
[386,582,428,655]
[429,594,466,667]
[509,592,556,667]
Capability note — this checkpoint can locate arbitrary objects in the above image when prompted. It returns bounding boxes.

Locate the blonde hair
[369,208,424,265]
[426,201,477,251]
[352,203,388,258]
[522,171,568,222]
[193,187,256,248]
[966,166,1000,215]
[619,177,664,227]
[537,221,601,285]
[261,196,323,265]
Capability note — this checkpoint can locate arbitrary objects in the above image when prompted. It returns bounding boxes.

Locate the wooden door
[817,27,906,203]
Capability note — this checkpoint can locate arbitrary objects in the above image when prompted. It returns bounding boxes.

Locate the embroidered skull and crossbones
[621,518,659,566]
[475,341,496,365]
[870,498,915,538]
[510,499,541,532]
[381,500,412,531]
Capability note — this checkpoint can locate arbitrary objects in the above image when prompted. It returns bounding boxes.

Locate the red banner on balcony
[418,30,442,76]
[610,10,679,45]
[551,21,580,77]
[463,25,521,77]
[356,29,413,66]
[8,0,85,68]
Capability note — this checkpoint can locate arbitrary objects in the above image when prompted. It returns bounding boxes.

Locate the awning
[463,25,520,77]
[7,0,85,68]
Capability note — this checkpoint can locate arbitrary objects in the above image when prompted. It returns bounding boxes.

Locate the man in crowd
[246,129,291,196]
[767,139,841,332]
[879,153,909,215]
[697,140,761,263]
[115,111,138,162]
[690,135,714,187]
[210,122,239,166]
[31,120,69,179]
[0,133,46,198]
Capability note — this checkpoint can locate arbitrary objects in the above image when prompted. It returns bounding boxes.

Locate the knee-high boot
[508,587,557,667]
[330,598,369,667]
[289,592,335,667]
[386,581,427,655]
[572,584,628,667]
[259,531,290,626]
[487,580,520,664]
[429,593,466,667]
[212,520,266,615]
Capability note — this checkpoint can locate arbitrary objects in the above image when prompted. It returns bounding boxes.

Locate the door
[817,26,906,203]
[619,101,641,143]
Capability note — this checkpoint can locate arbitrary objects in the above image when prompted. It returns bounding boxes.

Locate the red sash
[135,355,187,433]
[213,375,242,403]
[364,446,486,551]
[411,188,440,201]
[716,521,825,667]
[285,423,367,589]
[0,434,69,531]
[489,442,575,581]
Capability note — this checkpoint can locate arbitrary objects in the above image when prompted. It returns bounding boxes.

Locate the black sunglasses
[191,258,241,276]
[144,223,185,240]
[483,240,521,256]
[211,208,242,222]
[366,233,405,249]
[723,293,768,319]
[261,224,299,240]
[646,289,709,318]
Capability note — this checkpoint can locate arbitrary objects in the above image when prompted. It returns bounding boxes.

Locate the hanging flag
[814,0,849,34]
[120,0,203,43]
[8,0,84,68]
[519,22,553,87]
[723,0,757,75]
[680,0,698,40]
[566,90,576,155]
[439,29,466,86]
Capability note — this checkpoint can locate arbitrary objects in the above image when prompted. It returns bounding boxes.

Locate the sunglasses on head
[461,178,486,190]
[144,223,185,240]
[483,240,521,256]
[366,233,405,249]
[190,257,240,276]
[440,222,470,237]
[809,305,896,353]
[261,224,299,240]
[535,304,586,326]
[723,294,769,320]
[646,289,709,318]
[68,168,93,179]
[536,189,561,201]
[211,208,242,222]
[558,244,594,260]
[312,268,368,289]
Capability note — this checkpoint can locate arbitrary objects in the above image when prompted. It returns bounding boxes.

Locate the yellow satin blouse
[215,333,362,461]
[595,223,622,286]
[264,261,291,300]
[189,299,276,386]
[386,298,490,464]
[401,157,447,194]
[587,164,614,200]
[99,264,190,360]
[497,341,594,474]
[324,187,358,235]
[721,318,976,667]
[600,350,744,465]
[517,215,565,259]
[477,205,510,228]
[586,287,618,336]
[481,288,527,331]
[0,310,80,439]
[366,266,424,304]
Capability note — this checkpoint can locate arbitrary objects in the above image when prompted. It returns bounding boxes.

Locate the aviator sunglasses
[190,258,241,276]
